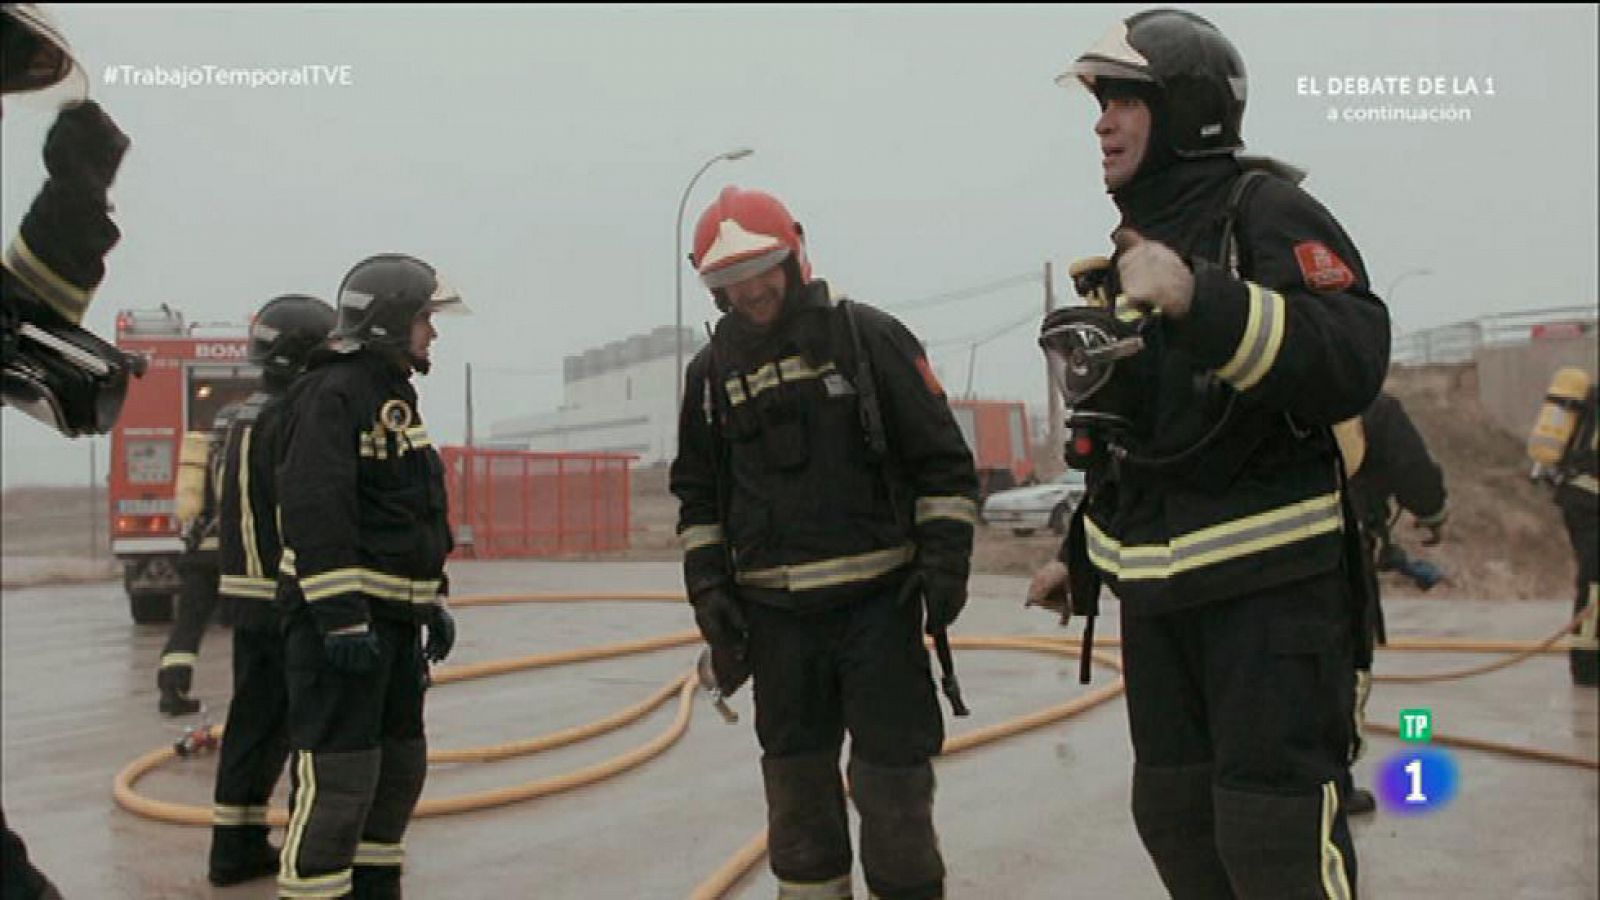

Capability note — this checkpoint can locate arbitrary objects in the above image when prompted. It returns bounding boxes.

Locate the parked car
[980,470,1087,536]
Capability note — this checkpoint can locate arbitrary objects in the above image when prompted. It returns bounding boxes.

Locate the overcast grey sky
[3,3,1596,487]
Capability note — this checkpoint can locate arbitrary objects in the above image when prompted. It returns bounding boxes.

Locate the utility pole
[1044,261,1062,466]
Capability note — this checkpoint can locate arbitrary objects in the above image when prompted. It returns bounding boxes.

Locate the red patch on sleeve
[914,356,945,397]
[1293,241,1356,292]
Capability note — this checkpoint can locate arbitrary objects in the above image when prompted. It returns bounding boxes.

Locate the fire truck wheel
[129,591,176,625]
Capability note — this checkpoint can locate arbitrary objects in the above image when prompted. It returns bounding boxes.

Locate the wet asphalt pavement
[3,560,1595,898]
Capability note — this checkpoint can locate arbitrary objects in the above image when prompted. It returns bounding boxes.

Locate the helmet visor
[1056,21,1155,91]
[424,273,470,316]
[1,4,87,104]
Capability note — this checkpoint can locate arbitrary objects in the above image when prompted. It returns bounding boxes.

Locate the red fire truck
[947,398,1034,498]
[110,306,257,623]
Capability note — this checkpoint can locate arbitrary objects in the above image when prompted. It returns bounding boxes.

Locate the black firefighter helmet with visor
[1060,7,1247,160]
[249,294,335,384]
[331,253,466,373]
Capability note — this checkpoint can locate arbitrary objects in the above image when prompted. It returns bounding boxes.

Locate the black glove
[920,568,968,634]
[424,605,456,663]
[44,101,130,194]
[690,585,747,650]
[324,627,380,674]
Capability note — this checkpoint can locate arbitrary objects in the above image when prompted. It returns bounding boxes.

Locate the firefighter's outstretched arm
[861,308,980,632]
[277,385,367,636]
[1159,178,1390,426]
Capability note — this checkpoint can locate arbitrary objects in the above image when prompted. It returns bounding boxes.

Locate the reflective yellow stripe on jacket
[1086,492,1343,581]
[219,575,277,600]
[737,544,914,592]
[914,495,979,527]
[725,357,837,407]
[679,524,725,553]
[299,567,440,605]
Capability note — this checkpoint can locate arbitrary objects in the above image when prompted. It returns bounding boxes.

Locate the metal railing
[1391,305,1596,366]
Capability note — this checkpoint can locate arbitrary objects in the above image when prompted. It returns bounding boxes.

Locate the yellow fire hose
[109,591,1598,897]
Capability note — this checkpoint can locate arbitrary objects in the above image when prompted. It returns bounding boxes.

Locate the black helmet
[331,253,465,352]
[1,3,85,100]
[249,294,335,382]
[1060,8,1246,158]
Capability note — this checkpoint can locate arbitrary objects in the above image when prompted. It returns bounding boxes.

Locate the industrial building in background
[489,325,706,464]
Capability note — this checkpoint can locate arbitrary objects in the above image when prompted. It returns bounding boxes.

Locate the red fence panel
[440,446,634,559]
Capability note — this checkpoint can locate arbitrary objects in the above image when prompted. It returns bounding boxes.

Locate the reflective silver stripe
[1086,492,1343,581]
[358,432,389,460]
[737,544,914,592]
[353,841,405,867]
[280,546,298,578]
[1215,282,1286,392]
[239,426,262,579]
[1320,781,1353,899]
[160,653,198,669]
[725,357,837,406]
[281,751,316,890]
[212,804,269,826]
[679,524,726,553]
[278,869,352,899]
[198,535,220,551]
[3,236,90,325]
[1352,669,1372,762]
[1571,474,1598,495]
[402,426,432,454]
[777,874,853,899]
[300,567,441,604]
[914,495,979,526]
[220,575,277,600]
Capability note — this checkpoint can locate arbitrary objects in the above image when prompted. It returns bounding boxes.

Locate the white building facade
[489,326,706,465]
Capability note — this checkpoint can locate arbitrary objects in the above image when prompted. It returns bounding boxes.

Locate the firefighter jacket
[277,349,452,634]
[1344,392,1447,532]
[1555,384,1599,517]
[671,280,979,613]
[216,385,289,628]
[1066,156,1390,617]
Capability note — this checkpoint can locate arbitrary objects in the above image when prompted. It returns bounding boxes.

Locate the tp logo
[1378,708,1458,815]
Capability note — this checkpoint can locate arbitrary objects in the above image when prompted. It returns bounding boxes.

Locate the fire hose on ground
[110,591,1599,898]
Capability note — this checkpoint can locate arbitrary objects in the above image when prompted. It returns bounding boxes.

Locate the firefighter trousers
[1121,575,1359,899]
[211,611,290,862]
[1562,502,1599,686]
[279,613,426,900]
[157,551,221,696]
[746,577,946,900]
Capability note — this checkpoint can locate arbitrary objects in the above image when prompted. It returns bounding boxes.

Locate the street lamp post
[1385,267,1433,305]
[675,147,753,416]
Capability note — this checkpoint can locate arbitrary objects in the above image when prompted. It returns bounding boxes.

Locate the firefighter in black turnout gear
[1033,10,1388,898]
[1337,391,1448,815]
[275,255,463,899]
[1538,376,1599,686]
[2,8,135,898]
[672,187,979,900]
[156,414,228,716]
[205,294,335,886]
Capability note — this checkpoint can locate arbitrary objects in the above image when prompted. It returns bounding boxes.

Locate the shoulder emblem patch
[1293,241,1356,292]
[379,398,414,433]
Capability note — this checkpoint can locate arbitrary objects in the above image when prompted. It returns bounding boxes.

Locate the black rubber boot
[207,825,278,886]
[352,864,402,899]
[847,756,945,900]
[1130,763,1235,900]
[157,667,201,716]
[761,753,852,898]
[1344,788,1376,816]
